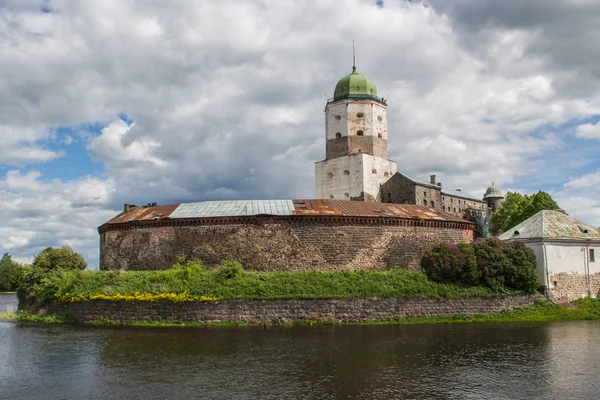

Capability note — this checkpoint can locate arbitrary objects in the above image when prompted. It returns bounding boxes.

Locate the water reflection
[0,321,599,399]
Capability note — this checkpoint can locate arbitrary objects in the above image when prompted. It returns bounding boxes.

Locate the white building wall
[316,154,397,201]
[522,240,600,301]
[325,100,387,140]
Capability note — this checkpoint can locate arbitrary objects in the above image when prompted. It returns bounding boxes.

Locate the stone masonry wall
[47,295,542,325]
[100,219,473,271]
[549,272,600,303]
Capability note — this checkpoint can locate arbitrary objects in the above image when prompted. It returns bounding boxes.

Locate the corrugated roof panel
[107,204,180,224]
[169,200,296,219]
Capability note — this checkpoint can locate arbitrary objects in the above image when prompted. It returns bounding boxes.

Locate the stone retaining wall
[47,295,543,324]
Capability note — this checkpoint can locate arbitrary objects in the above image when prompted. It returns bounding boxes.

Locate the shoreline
[7,299,600,328]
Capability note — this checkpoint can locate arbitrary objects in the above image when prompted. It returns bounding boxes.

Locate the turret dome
[333,66,379,102]
[483,183,503,199]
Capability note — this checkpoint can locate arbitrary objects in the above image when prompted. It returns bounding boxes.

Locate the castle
[315,63,503,215]
[98,65,503,271]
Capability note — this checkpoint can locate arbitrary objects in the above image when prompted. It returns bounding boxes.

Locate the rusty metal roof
[107,204,180,224]
[292,200,468,222]
[498,210,600,241]
[105,199,470,225]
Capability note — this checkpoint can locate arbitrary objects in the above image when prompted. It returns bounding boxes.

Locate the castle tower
[483,182,504,211]
[315,65,397,202]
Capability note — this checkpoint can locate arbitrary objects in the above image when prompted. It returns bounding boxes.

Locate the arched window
[335,132,341,138]
[357,130,364,136]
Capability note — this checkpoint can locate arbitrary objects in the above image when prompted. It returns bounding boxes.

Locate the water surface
[1,320,599,399]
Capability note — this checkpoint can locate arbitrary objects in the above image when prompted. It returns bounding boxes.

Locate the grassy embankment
[31,263,527,303]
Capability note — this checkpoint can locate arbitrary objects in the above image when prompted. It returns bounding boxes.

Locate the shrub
[421,238,539,293]
[215,260,244,281]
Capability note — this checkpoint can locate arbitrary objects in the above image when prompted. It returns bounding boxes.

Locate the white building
[499,210,600,302]
[315,65,397,202]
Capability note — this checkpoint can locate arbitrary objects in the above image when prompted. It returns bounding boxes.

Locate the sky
[1,0,600,267]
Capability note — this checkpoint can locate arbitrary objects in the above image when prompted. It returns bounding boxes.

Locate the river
[1,317,599,400]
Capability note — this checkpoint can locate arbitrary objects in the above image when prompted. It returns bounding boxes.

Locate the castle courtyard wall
[100,217,474,271]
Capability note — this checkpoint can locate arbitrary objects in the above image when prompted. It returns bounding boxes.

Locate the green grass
[0,292,16,295]
[35,264,529,302]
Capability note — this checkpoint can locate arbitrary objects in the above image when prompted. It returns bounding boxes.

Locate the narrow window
[423,200,427,205]
[424,191,427,197]
[443,206,445,211]
[343,170,350,175]
[384,172,389,177]
[430,201,434,207]
[344,193,350,197]
[554,280,558,288]
[327,172,333,178]
[377,133,382,138]
[454,208,456,212]
[591,249,596,262]
[357,112,364,118]
[377,116,382,121]
[329,195,334,199]
[334,115,341,121]
[357,130,364,136]
[372,169,377,174]
[335,132,341,138]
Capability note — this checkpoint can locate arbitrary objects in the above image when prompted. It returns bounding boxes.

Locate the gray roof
[498,210,600,241]
[169,200,296,218]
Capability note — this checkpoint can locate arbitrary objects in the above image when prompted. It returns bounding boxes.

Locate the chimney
[456,189,462,192]
[430,175,436,185]
[124,203,136,213]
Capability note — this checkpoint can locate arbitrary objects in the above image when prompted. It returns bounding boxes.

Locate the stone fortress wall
[100,215,473,271]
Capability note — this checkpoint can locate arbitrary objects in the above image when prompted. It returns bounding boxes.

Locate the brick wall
[47,295,543,324]
[100,218,474,271]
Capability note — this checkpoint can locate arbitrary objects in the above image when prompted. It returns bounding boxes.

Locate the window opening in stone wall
[554,280,558,288]
[372,169,377,174]
[384,172,389,177]
[443,206,445,211]
[378,116,382,121]
[430,201,434,207]
[330,195,334,199]
[357,130,364,136]
[423,200,427,205]
[335,132,341,138]
[335,115,341,121]
[454,208,456,212]
[378,133,382,138]
[357,112,364,118]
[327,172,333,178]
[343,170,350,175]
[591,249,596,262]
[344,193,350,197]
[424,191,427,197]
[358,149,362,152]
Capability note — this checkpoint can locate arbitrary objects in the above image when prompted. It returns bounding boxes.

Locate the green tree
[20,246,87,303]
[491,190,560,234]
[0,253,22,291]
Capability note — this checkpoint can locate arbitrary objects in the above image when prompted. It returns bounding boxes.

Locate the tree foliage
[0,253,23,291]
[491,190,560,234]
[19,246,87,304]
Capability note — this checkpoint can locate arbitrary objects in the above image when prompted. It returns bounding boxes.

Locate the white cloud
[564,171,600,189]
[575,122,600,139]
[2,0,600,261]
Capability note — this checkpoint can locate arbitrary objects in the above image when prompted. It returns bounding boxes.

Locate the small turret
[483,182,503,211]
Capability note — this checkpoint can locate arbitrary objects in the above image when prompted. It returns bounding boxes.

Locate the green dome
[483,183,503,199]
[333,67,379,101]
